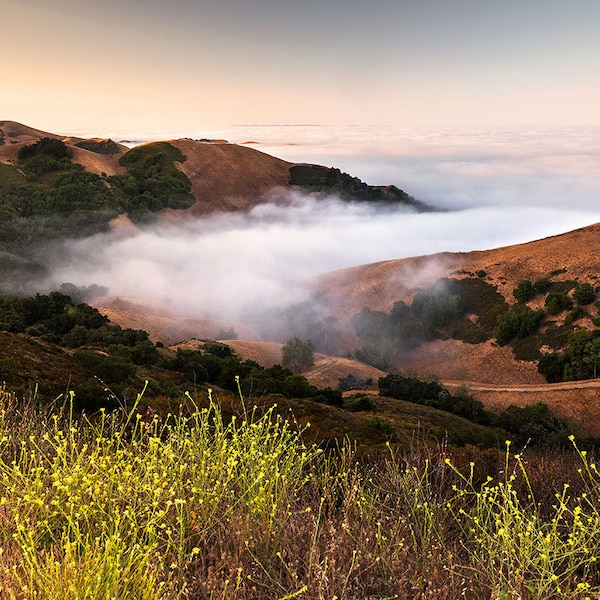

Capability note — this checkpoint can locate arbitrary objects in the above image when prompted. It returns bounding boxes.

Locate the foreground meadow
[0,384,599,599]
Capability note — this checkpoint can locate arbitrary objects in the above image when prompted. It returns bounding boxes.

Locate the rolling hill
[0,120,425,220]
[3,121,600,439]
[93,221,600,436]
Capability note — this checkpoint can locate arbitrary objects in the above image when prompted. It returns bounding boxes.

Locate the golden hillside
[0,121,299,217]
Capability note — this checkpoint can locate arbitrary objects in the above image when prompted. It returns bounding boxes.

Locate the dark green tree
[281,337,315,372]
[513,280,534,303]
[573,282,596,305]
[545,293,573,315]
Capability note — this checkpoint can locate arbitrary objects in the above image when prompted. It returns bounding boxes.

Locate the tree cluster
[17,138,72,177]
[378,374,573,447]
[351,278,504,370]
[538,328,600,382]
[495,306,545,346]
[109,142,195,221]
[288,165,420,206]
[0,293,342,409]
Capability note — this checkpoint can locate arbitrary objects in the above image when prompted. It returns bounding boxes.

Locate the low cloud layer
[39,125,600,333]
[45,195,599,320]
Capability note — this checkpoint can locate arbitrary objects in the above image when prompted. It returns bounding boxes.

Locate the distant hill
[306,222,600,386]
[0,120,427,222]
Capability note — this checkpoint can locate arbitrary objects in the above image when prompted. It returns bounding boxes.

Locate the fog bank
[44,194,599,321]
[39,125,600,332]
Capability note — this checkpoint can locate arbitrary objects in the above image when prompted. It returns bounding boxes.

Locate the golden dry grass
[169,139,298,215]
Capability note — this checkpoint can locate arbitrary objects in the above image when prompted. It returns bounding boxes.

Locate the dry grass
[1,383,600,599]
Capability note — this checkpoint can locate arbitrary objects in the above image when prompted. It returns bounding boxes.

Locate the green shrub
[564,306,586,326]
[379,374,444,403]
[412,285,464,329]
[513,279,534,303]
[545,293,573,315]
[495,307,545,346]
[18,138,70,161]
[533,278,552,294]
[363,415,395,435]
[75,139,121,154]
[573,282,596,305]
[343,393,375,412]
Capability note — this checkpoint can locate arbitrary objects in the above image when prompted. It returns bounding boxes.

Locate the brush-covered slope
[97,223,600,388]
[0,121,425,226]
[311,223,600,383]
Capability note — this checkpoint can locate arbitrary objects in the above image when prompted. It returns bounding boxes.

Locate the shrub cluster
[75,139,121,154]
[379,374,573,447]
[288,164,420,206]
[109,142,195,220]
[539,327,600,382]
[351,277,507,369]
[170,345,342,406]
[17,138,72,177]
[495,306,545,346]
[0,140,198,258]
[0,159,118,249]
[0,293,342,409]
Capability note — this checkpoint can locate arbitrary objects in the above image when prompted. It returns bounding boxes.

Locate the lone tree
[281,337,315,372]
[573,282,596,305]
[513,279,534,303]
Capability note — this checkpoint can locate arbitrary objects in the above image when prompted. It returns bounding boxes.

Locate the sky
[3,0,600,134]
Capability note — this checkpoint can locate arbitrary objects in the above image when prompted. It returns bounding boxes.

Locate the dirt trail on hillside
[443,379,600,393]
[442,378,600,437]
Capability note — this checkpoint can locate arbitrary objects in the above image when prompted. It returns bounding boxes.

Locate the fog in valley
[41,126,600,333]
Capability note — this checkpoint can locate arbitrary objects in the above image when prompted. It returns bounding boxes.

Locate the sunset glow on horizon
[3,0,600,138]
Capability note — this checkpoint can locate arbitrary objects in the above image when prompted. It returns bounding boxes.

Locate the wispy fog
[42,126,600,332]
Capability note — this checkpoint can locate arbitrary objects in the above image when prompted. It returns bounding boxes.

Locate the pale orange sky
[2,0,600,137]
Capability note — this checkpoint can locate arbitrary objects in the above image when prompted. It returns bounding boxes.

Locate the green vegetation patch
[0,162,27,187]
[379,374,575,447]
[495,306,545,346]
[75,138,121,154]
[18,138,72,178]
[539,327,600,383]
[0,168,119,251]
[289,164,423,207]
[444,277,508,332]
[110,142,195,221]
[351,277,508,370]
[0,292,342,409]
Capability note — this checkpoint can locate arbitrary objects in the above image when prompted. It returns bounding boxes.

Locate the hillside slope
[314,223,600,316]
[0,121,424,221]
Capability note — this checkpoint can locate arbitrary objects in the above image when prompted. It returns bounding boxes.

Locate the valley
[2,121,600,442]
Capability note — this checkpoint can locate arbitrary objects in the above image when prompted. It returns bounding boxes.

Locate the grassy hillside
[0,291,588,453]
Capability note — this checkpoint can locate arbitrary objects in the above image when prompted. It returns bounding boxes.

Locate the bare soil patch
[169,140,297,215]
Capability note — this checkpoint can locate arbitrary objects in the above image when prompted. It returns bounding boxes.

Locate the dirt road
[442,379,600,393]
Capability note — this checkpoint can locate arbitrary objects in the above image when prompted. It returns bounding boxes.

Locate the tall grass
[0,383,599,598]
